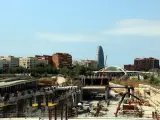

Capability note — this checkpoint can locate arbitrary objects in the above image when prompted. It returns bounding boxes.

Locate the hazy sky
[0,0,160,67]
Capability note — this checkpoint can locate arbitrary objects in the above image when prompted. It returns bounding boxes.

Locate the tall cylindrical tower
[96,46,104,68]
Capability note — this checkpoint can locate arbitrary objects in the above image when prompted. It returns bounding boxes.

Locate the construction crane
[100,55,107,86]
[114,92,142,117]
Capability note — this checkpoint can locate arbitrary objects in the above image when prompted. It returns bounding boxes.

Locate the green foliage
[149,75,160,85]
[142,73,150,79]
[7,66,58,75]
[3,64,97,77]
[58,67,70,76]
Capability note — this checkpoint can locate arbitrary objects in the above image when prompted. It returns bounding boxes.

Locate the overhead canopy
[97,65,127,74]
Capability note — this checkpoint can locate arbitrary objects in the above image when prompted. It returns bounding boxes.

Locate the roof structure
[95,65,127,75]
[0,79,37,88]
[93,65,149,75]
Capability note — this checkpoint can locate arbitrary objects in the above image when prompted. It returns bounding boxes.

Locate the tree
[149,75,160,85]
[58,67,69,76]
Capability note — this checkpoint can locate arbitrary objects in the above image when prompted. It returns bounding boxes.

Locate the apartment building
[72,59,98,69]
[35,55,52,66]
[52,53,72,69]
[0,56,19,68]
[0,60,10,71]
[85,60,98,69]
[124,64,135,71]
[124,57,159,71]
[19,57,38,69]
[134,57,159,71]
[72,60,86,66]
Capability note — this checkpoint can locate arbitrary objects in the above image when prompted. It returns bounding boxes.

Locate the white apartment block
[37,59,48,65]
[72,59,98,69]
[19,57,38,69]
[0,56,19,68]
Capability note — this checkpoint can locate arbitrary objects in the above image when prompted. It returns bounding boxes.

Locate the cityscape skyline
[0,0,160,67]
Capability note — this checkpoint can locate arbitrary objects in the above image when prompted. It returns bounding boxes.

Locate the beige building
[19,57,38,69]
[0,56,19,68]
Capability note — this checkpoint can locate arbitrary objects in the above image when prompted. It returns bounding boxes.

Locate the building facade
[19,57,38,69]
[96,46,104,68]
[52,53,72,69]
[124,57,159,71]
[124,64,135,71]
[72,60,98,69]
[35,55,52,66]
[0,56,19,68]
[0,60,10,71]
[85,60,98,69]
[134,58,159,71]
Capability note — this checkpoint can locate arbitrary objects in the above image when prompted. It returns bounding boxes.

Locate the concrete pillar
[65,104,68,120]
[80,88,83,101]
[130,87,134,99]
[83,76,86,86]
[43,95,46,103]
[33,96,37,104]
[79,89,82,102]
[54,106,57,120]
[61,105,63,120]
[28,98,32,117]
[105,86,109,100]
[91,77,93,85]
[38,99,42,117]
[48,108,52,120]
[81,76,83,85]
[75,94,77,106]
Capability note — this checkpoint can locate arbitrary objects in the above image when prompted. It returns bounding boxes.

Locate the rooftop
[135,57,158,60]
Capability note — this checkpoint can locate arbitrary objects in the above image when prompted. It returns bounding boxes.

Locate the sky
[0,0,160,67]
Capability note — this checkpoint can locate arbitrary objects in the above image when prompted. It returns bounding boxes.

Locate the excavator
[114,92,143,117]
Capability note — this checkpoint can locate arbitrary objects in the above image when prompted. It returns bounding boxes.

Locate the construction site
[0,66,160,120]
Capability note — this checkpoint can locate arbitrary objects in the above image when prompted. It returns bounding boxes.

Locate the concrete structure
[96,46,104,68]
[124,57,159,71]
[0,56,19,68]
[0,78,81,118]
[0,117,154,120]
[19,57,38,69]
[52,53,72,69]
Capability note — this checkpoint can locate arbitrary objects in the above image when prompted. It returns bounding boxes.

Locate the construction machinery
[114,92,143,117]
